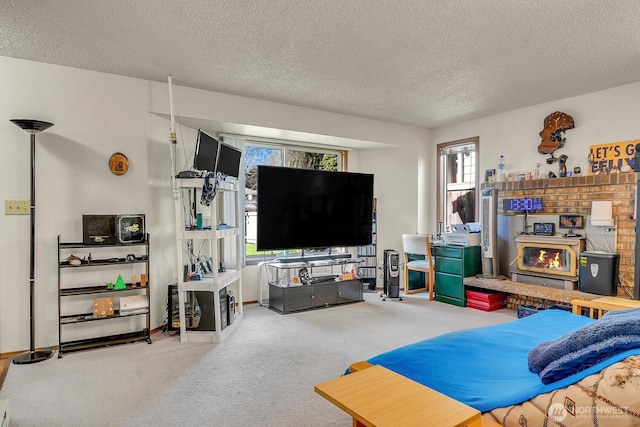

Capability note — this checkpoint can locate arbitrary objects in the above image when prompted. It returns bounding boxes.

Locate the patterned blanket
[486,355,640,426]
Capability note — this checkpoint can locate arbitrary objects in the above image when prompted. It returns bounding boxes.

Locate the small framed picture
[485,169,496,182]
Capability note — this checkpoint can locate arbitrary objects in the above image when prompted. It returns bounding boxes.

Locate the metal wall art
[538,111,575,164]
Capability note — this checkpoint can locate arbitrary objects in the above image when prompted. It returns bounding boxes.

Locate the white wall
[428,82,640,280]
[359,147,421,256]
[431,82,640,187]
[0,57,150,354]
[8,54,636,355]
[0,56,429,354]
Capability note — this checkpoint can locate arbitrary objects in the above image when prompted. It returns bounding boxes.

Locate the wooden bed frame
[316,297,637,427]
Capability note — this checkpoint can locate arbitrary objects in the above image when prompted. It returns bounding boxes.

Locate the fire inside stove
[518,245,576,276]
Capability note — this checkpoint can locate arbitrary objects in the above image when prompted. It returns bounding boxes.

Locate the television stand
[563,227,581,238]
[267,256,364,314]
[272,252,351,264]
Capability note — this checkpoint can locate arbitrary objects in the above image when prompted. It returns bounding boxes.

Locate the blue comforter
[358,310,640,412]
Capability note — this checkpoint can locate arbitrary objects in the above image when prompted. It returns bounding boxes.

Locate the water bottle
[497,155,506,182]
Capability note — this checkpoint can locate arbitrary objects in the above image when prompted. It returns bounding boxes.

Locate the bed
[345,299,640,426]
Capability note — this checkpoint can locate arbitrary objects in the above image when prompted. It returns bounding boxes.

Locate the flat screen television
[193,129,220,173]
[217,142,242,178]
[559,214,584,229]
[256,166,374,251]
[559,214,583,237]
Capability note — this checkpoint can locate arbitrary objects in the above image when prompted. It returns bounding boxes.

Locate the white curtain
[219,135,247,267]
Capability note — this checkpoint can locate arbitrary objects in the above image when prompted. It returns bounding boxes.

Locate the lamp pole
[10,119,54,364]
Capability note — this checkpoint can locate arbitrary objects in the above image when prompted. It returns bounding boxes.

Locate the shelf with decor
[57,235,151,357]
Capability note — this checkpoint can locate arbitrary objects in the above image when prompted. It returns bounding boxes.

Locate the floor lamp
[10,119,54,364]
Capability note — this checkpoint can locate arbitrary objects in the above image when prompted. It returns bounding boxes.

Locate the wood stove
[510,235,585,290]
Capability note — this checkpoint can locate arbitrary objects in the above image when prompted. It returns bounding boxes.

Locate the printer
[442,223,481,246]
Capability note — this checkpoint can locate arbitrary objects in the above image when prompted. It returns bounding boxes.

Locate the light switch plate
[5,200,30,215]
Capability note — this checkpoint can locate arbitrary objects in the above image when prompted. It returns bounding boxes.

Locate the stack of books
[466,289,506,312]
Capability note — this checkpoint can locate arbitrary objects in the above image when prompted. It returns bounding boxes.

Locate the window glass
[287,150,339,171]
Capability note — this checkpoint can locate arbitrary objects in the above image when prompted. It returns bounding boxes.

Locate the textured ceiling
[2,0,640,129]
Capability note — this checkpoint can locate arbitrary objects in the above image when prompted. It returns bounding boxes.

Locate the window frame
[243,140,347,263]
[436,137,479,232]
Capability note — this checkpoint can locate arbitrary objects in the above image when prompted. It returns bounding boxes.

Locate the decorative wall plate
[109,152,128,175]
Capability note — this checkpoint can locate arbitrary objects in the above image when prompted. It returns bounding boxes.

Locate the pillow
[528,307,640,384]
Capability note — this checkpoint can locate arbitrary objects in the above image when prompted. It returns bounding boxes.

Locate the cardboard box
[93,297,114,317]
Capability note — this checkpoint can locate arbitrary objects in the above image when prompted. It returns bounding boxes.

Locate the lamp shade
[591,200,613,226]
[10,119,54,134]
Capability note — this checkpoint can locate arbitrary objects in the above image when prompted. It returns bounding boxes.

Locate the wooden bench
[571,297,640,318]
[0,359,9,392]
[316,360,501,427]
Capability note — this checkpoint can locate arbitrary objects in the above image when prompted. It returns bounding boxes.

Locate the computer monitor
[217,142,242,178]
[193,130,220,173]
[558,214,583,237]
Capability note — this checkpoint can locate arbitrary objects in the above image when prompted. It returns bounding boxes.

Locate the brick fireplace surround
[466,172,638,307]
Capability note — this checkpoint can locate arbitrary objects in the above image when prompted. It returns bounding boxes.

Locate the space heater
[383,249,400,299]
[480,187,501,278]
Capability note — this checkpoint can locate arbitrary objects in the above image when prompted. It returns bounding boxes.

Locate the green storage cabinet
[433,245,481,306]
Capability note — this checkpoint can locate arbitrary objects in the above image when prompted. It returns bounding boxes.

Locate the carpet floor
[0,291,516,426]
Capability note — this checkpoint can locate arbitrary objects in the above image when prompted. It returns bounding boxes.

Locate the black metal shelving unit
[57,235,151,357]
[357,198,377,292]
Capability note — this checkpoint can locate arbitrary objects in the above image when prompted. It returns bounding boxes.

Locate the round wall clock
[109,152,129,175]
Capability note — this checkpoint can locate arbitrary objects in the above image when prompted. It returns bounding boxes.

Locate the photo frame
[485,169,496,182]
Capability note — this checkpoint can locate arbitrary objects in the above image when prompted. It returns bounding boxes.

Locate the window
[244,141,344,260]
[437,138,479,232]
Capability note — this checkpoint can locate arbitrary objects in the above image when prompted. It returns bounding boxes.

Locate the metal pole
[11,119,54,364]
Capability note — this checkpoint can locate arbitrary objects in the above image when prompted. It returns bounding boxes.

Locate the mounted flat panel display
[256,166,374,251]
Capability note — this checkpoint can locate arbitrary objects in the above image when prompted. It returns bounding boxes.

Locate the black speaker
[116,214,145,243]
[635,180,640,299]
[633,144,640,172]
[227,290,235,326]
[219,288,228,331]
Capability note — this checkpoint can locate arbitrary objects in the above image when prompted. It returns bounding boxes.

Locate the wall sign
[588,139,639,174]
[109,152,129,175]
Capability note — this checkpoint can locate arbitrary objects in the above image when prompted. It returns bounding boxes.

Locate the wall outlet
[4,200,30,215]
